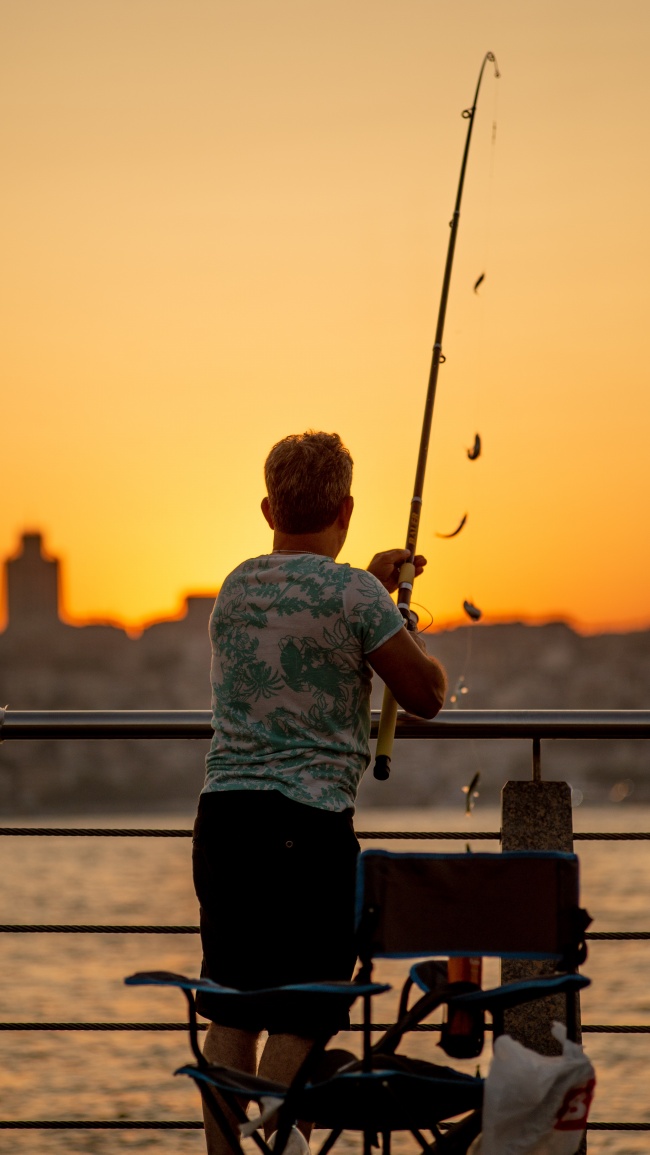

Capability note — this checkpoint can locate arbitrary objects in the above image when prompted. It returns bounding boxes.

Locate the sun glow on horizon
[2,1,650,636]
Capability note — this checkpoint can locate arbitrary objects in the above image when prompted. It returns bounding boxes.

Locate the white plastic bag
[468,1023,595,1155]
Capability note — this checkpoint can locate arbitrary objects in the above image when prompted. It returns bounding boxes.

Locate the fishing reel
[406,609,419,632]
[398,606,419,632]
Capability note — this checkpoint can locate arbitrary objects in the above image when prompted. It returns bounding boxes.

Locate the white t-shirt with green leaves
[202,552,405,812]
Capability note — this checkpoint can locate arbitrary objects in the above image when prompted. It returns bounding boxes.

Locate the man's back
[204,551,404,811]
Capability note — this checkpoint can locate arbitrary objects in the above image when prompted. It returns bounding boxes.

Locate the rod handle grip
[398,560,416,589]
[373,685,399,780]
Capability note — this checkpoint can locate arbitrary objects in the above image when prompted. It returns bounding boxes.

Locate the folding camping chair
[126,848,591,1155]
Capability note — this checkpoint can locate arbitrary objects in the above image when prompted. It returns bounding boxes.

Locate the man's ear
[261,497,275,529]
[339,494,354,528]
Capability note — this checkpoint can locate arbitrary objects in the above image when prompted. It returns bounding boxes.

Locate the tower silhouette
[5,533,61,632]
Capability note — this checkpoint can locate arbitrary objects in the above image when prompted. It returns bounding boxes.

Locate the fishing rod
[373,51,500,781]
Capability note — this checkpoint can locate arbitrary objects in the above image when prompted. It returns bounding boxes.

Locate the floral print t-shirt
[202,552,405,812]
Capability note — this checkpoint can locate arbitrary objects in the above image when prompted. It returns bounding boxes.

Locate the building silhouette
[5,532,61,634]
[1,532,649,813]
[0,532,217,811]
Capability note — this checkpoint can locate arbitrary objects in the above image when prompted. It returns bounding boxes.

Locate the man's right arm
[368,628,447,719]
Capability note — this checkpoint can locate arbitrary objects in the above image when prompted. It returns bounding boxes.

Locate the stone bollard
[501,749,582,1056]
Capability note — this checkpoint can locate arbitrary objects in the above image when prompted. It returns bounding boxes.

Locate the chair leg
[271,1033,330,1154]
[381,1130,391,1155]
[314,1127,343,1155]
[184,987,208,1066]
[436,1111,482,1155]
[196,1076,275,1155]
[566,986,578,1043]
[197,1081,247,1155]
[409,1118,481,1155]
[410,1127,436,1153]
[491,1008,504,1040]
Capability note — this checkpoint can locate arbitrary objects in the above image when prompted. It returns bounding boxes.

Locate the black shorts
[192,789,360,1035]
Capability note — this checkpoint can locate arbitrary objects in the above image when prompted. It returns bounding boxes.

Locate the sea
[2,804,649,1155]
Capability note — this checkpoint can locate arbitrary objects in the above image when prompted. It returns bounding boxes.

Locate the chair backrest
[355,850,587,967]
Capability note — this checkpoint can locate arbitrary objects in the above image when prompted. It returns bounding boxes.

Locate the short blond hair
[264,431,353,534]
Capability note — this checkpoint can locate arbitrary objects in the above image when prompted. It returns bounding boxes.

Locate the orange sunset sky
[2,1,650,634]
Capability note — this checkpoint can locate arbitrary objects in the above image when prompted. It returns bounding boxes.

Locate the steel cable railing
[0,1121,648,1132]
[1,1020,649,1034]
[2,709,650,1135]
[0,828,502,838]
[1,924,650,941]
[4,827,650,839]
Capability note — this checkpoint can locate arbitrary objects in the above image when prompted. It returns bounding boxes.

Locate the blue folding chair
[126,849,591,1155]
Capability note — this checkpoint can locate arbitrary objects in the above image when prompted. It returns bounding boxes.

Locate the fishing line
[452,623,484,814]
[410,600,434,635]
[459,74,499,680]
[469,70,499,423]
[449,625,473,707]
[484,74,499,278]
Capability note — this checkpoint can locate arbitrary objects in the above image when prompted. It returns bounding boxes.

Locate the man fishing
[192,430,447,1154]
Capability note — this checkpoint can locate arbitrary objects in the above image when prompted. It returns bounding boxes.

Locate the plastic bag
[468,1023,595,1155]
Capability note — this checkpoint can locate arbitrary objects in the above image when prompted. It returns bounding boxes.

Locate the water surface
[1,804,648,1154]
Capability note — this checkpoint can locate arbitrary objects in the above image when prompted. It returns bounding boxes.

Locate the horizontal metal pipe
[0,709,212,740]
[391,709,650,739]
[2,708,650,740]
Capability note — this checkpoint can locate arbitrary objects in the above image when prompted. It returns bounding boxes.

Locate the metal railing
[2,707,650,1135]
[3,706,650,740]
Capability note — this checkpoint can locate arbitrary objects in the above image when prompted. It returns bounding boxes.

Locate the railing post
[501,742,582,1057]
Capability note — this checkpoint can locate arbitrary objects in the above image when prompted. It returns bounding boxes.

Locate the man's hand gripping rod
[373,52,499,782]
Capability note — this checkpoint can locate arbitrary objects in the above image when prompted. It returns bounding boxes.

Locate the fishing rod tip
[486,51,501,78]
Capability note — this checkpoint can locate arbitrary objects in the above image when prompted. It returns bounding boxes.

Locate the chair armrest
[125,971,390,1000]
[176,1062,289,1098]
[448,972,590,1015]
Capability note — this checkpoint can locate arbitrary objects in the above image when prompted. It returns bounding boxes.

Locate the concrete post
[501,773,582,1057]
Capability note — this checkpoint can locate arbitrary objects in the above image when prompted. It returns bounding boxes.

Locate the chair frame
[126,848,591,1155]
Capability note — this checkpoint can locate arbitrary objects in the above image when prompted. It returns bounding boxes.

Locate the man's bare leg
[258,1034,316,1143]
[201,1022,260,1155]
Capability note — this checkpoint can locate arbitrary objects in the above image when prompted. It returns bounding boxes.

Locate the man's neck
[272,528,341,559]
